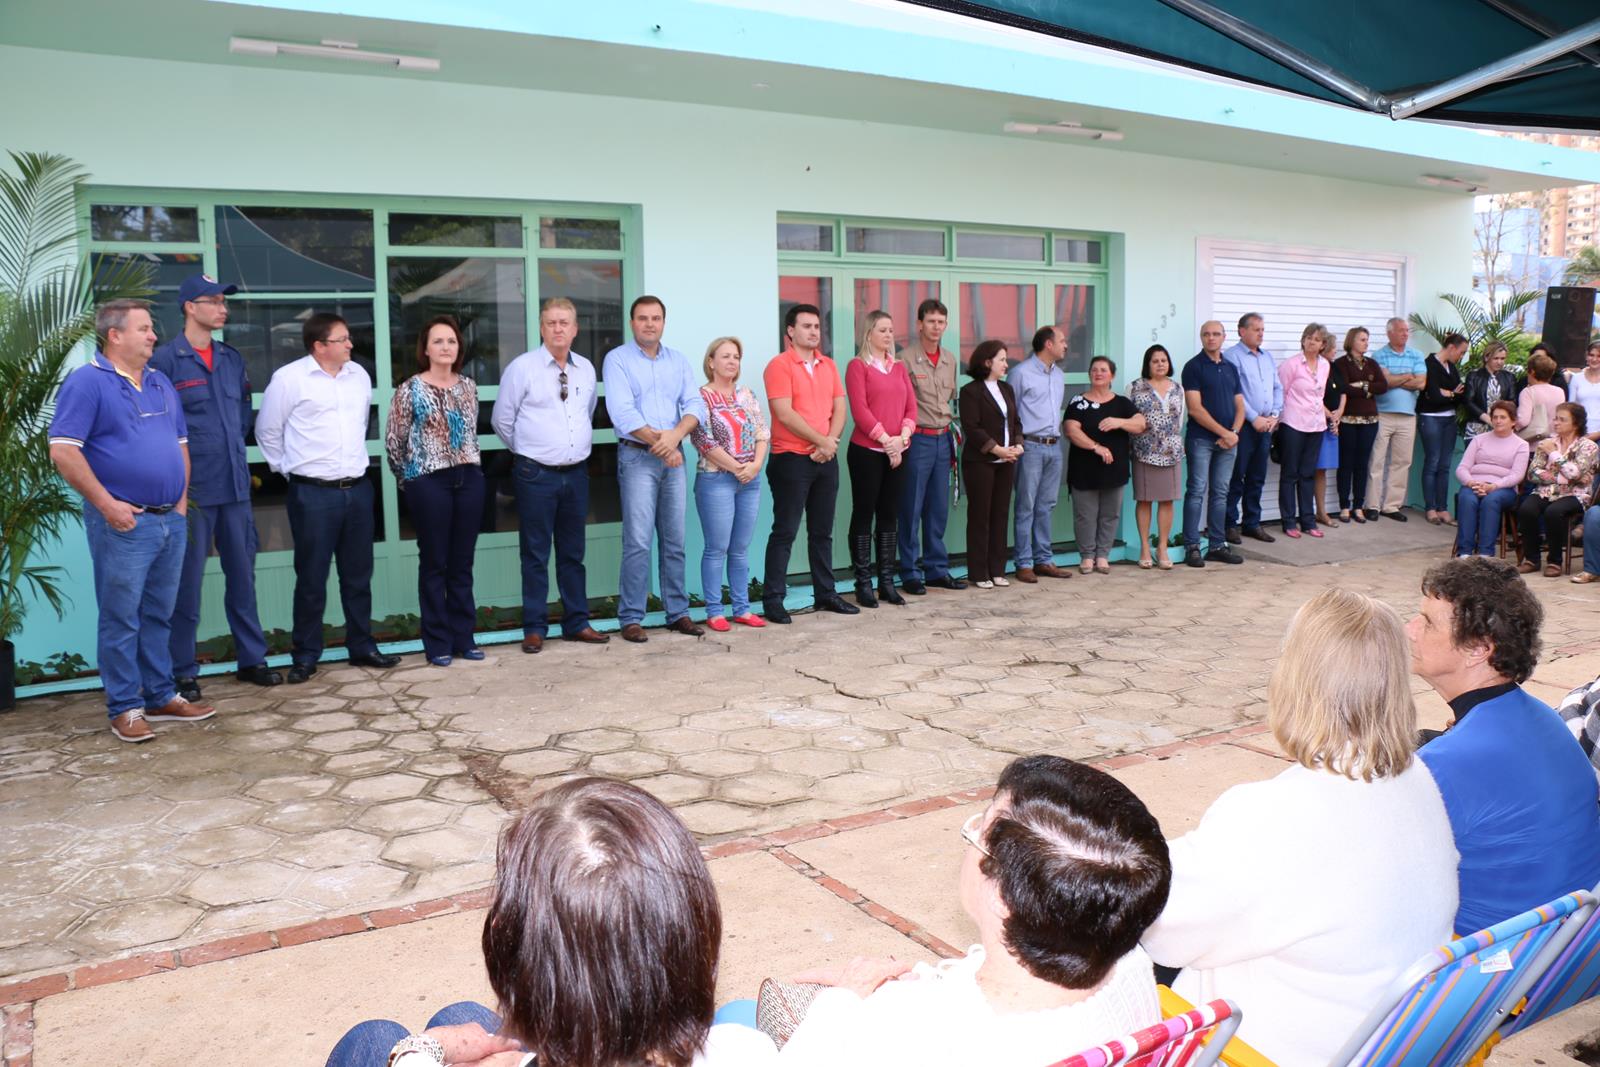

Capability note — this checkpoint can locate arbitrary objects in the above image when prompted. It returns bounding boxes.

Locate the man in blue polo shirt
[1223,312,1281,544]
[1366,316,1427,520]
[151,275,281,700]
[48,300,218,742]
[1410,557,1600,935]
[1181,321,1246,567]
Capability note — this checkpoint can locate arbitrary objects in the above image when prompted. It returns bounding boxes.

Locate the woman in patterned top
[689,337,769,632]
[1129,345,1184,570]
[385,316,484,666]
[1516,402,1598,577]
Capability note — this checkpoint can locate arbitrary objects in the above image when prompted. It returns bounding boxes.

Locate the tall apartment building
[1507,133,1600,257]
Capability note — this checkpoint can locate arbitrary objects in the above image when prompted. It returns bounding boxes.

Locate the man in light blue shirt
[1009,326,1071,581]
[1223,312,1281,543]
[602,295,707,642]
[492,297,608,653]
[1366,317,1427,519]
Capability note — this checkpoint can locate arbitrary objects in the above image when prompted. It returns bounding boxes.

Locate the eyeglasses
[190,297,227,307]
[320,335,354,347]
[559,369,569,403]
[959,811,990,857]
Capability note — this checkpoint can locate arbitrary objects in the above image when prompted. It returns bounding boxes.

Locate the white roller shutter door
[1198,239,1414,522]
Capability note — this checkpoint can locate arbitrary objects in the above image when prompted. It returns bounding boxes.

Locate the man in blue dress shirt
[1008,326,1071,582]
[151,275,280,698]
[1411,556,1600,936]
[1222,312,1281,544]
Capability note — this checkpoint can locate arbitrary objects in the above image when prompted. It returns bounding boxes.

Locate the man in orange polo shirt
[761,304,857,624]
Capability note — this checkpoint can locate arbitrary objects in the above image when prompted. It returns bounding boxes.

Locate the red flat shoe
[1284,528,1302,539]
[706,616,731,632]
[1306,528,1324,538]
[732,613,766,628]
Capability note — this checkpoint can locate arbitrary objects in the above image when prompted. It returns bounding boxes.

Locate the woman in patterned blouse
[1516,402,1598,577]
[1129,346,1184,570]
[385,316,484,666]
[689,337,770,632]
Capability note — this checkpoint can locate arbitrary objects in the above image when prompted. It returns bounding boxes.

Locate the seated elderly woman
[771,755,1171,1066]
[324,777,775,1067]
[1142,588,1459,1067]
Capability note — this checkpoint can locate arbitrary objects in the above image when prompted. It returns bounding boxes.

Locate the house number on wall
[1150,303,1177,342]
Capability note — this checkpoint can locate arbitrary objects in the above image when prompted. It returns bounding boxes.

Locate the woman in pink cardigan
[845,311,918,607]
[1454,400,1530,556]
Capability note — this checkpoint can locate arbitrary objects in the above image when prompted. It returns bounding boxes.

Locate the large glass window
[778,276,834,355]
[227,298,377,389]
[215,206,375,292]
[388,258,527,387]
[539,259,625,370]
[90,251,204,341]
[960,282,1036,365]
[1054,284,1098,374]
[845,226,945,257]
[91,205,200,243]
[852,279,940,353]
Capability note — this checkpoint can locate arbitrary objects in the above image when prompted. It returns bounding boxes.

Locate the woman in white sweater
[1142,588,1459,1067]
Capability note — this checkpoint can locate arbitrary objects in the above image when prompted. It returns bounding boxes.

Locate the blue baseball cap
[177,274,238,306]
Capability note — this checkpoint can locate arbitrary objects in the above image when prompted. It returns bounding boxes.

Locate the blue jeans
[406,464,485,657]
[898,431,953,581]
[1226,423,1272,530]
[1584,506,1600,576]
[1277,426,1323,532]
[617,444,690,626]
[512,456,590,638]
[324,1002,501,1067]
[1457,485,1518,555]
[1419,415,1458,513]
[84,506,186,718]
[169,498,268,677]
[287,478,378,667]
[1013,440,1063,569]
[695,470,761,618]
[1183,435,1238,549]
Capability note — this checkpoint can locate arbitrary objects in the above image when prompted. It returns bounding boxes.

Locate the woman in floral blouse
[689,337,770,631]
[1130,345,1184,569]
[1516,402,1598,577]
[385,316,484,666]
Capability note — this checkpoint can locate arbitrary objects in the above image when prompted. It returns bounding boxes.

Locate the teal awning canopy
[903,0,1600,131]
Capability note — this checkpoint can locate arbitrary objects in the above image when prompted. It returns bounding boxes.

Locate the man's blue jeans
[324,1001,501,1067]
[169,498,268,677]
[84,506,185,718]
[1226,423,1272,530]
[695,469,761,618]
[618,444,689,626]
[513,456,591,638]
[1457,485,1518,556]
[1583,505,1600,576]
[1184,435,1238,549]
[1013,440,1063,569]
[898,431,953,582]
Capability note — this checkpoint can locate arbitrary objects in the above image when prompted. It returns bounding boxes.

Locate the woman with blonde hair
[844,310,917,606]
[1143,588,1458,1067]
[689,337,769,631]
[1275,323,1335,538]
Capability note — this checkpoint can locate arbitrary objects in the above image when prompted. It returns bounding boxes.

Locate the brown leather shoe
[667,616,705,637]
[562,627,610,644]
[1545,563,1564,578]
[144,696,216,723]
[620,623,648,643]
[1034,562,1071,579]
[1015,567,1038,584]
[1517,561,1539,574]
[110,710,154,743]
[521,633,544,654]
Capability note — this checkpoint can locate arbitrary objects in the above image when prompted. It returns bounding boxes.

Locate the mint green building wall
[0,43,1474,673]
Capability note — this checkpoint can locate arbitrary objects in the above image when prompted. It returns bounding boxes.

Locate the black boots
[877,529,906,606]
[852,533,878,608]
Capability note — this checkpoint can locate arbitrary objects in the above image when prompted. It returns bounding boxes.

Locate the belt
[913,426,950,437]
[1024,434,1060,446]
[521,456,586,473]
[619,438,650,450]
[290,473,364,489]
[114,496,176,515]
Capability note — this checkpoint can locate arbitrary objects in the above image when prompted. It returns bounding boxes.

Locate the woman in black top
[1419,332,1467,525]
[1463,342,1518,442]
[957,340,1023,589]
[1065,356,1146,574]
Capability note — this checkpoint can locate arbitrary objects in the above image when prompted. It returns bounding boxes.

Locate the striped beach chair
[1048,998,1241,1067]
[1499,883,1600,1038]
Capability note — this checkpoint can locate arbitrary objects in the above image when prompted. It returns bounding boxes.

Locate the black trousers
[287,477,376,666]
[962,460,1016,583]
[1518,493,1585,565]
[764,452,840,605]
[847,443,906,541]
[406,464,485,658]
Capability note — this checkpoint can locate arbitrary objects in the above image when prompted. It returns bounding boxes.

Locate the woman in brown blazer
[958,340,1024,589]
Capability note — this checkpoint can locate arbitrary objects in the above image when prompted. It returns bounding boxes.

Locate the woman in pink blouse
[845,311,918,607]
[1454,400,1529,557]
[1516,402,1598,577]
[1518,354,1566,441]
[689,338,770,632]
[1276,324,1335,539]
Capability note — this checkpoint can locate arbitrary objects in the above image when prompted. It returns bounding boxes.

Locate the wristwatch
[387,1034,445,1067]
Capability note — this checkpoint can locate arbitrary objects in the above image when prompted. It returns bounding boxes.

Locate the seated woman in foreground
[775,754,1171,1066]
[1142,587,1459,1067]
[324,777,775,1067]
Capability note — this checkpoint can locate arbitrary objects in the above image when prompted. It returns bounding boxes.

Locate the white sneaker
[993,576,1010,587]
[975,580,995,589]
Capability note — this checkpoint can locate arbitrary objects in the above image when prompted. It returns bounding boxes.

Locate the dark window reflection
[388,258,527,388]
[777,222,833,253]
[474,444,620,535]
[778,276,833,356]
[227,299,376,395]
[538,218,621,250]
[538,259,623,375]
[216,206,374,293]
[389,213,522,248]
[593,397,612,430]
[91,251,203,342]
[1055,285,1097,375]
[586,443,621,525]
[90,205,200,243]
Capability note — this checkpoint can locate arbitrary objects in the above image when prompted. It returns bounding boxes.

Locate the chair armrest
[1158,986,1278,1067]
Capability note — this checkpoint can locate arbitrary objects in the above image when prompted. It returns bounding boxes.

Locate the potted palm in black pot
[0,152,150,709]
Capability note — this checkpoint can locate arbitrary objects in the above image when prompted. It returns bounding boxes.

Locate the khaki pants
[1365,412,1416,512]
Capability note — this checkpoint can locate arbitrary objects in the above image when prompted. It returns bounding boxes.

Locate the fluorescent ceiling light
[1003,121,1125,142]
[229,36,440,72]
[1419,174,1483,193]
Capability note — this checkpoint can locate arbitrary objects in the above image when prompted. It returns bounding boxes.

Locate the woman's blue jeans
[1456,485,1518,555]
[325,1002,502,1067]
[695,469,761,618]
[1419,415,1459,513]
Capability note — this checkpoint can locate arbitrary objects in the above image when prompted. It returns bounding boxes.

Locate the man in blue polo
[1009,325,1071,582]
[49,300,218,742]
[1223,312,1280,545]
[1182,321,1246,567]
[1365,316,1427,520]
[151,275,280,699]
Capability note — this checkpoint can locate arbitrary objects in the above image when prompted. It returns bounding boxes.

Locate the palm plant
[1410,290,1543,375]
[1565,246,1600,287]
[0,152,150,665]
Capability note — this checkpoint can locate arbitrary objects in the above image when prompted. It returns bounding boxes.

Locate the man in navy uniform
[151,275,281,697]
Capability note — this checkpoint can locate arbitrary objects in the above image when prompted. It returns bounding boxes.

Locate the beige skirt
[1132,460,1181,502]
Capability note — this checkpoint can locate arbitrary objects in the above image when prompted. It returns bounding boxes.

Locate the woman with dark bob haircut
[323,778,775,1067]
[957,339,1024,588]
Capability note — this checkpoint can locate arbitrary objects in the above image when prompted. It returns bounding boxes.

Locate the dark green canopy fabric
[902,0,1600,131]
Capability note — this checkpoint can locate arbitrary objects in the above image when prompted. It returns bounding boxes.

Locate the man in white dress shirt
[256,312,400,683]
[492,298,610,654]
